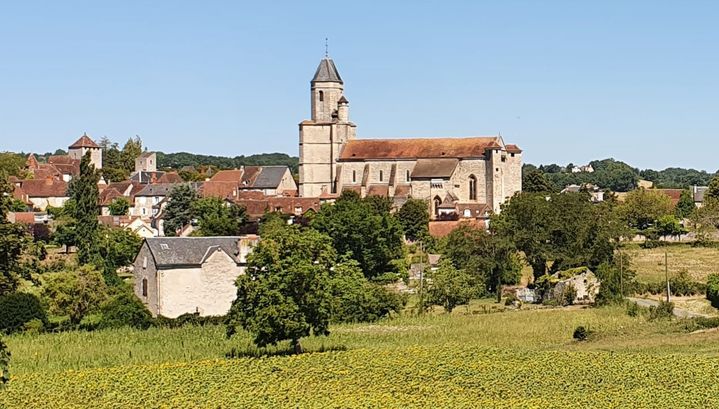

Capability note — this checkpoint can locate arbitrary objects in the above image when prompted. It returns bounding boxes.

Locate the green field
[623,243,719,283]
[3,304,719,408]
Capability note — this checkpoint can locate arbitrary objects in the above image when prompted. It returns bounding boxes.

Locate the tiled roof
[16,179,68,198]
[135,183,198,197]
[201,181,238,199]
[693,186,708,203]
[339,137,502,160]
[240,166,262,187]
[69,133,100,149]
[410,159,459,179]
[210,170,243,183]
[429,220,485,238]
[26,154,39,170]
[312,58,343,84]
[253,166,288,189]
[655,189,684,206]
[142,237,253,267]
[366,184,389,197]
[157,172,183,184]
[505,144,522,154]
[393,184,411,198]
[456,203,490,218]
[267,197,321,215]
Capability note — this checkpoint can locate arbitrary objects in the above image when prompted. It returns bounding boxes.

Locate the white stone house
[133,236,259,318]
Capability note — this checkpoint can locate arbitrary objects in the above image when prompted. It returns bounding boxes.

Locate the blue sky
[1,1,717,171]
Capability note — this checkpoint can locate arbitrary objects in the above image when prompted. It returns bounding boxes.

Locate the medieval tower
[298,57,356,197]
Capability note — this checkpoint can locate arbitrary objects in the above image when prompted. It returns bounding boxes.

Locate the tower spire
[325,37,329,58]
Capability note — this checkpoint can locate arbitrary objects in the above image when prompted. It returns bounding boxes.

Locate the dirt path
[627,297,711,319]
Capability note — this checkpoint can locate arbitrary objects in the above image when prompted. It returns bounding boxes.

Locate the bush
[572,325,593,341]
[155,313,225,329]
[648,300,674,320]
[0,337,9,388]
[98,291,153,330]
[707,274,719,309]
[670,270,706,296]
[0,292,48,334]
[681,316,719,332]
[626,301,641,317]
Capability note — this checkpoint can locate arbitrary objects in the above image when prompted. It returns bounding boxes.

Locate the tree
[425,258,475,313]
[226,225,334,353]
[0,176,28,294]
[108,197,131,216]
[655,215,684,241]
[0,152,26,178]
[67,152,100,265]
[617,189,673,232]
[522,169,555,193]
[675,189,695,219]
[397,198,430,242]
[42,265,108,325]
[192,197,247,236]
[163,184,199,236]
[97,226,142,284]
[98,288,153,330]
[688,200,719,245]
[120,137,143,174]
[311,191,403,279]
[706,175,719,202]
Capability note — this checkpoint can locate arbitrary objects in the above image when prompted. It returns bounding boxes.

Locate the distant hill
[525,158,717,192]
[156,152,299,173]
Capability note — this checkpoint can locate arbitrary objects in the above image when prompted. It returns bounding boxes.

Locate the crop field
[624,243,719,283]
[3,305,719,408]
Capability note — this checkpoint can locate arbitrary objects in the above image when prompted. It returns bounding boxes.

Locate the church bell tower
[298,56,356,197]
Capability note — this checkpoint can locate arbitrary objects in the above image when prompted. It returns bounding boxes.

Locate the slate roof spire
[312,57,343,84]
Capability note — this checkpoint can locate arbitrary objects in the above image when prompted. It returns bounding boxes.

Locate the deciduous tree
[425,258,475,313]
[163,184,199,236]
[397,198,430,242]
[42,265,108,325]
[675,189,695,219]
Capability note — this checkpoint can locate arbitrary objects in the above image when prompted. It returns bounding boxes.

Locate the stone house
[133,236,259,318]
[206,166,297,199]
[67,133,103,170]
[11,177,69,211]
[298,57,523,216]
[135,152,157,173]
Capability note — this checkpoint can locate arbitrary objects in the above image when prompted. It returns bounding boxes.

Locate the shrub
[572,325,593,341]
[155,313,225,329]
[681,317,719,333]
[0,337,9,388]
[707,274,719,309]
[0,292,48,334]
[98,291,153,330]
[648,300,674,320]
[626,301,641,317]
[670,270,706,296]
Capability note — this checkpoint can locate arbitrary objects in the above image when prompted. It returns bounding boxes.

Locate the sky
[0,1,717,171]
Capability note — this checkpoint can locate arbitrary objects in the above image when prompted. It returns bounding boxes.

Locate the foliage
[0,223,29,295]
[0,337,8,388]
[640,167,716,189]
[67,152,100,265]
[594,254,636,304]
[617,189,674,233]
[191,197,248,236]
[311,190,403,279]
[108,197,131,216]
[493,192,622,279]
[226,225,334,352]
[675,190,695,219]
[532,158,639,192]
[654,215,685,240]
[162,184,199,236]
[706,175,719,202]
[425,258,476,312]
[707,274,719,309]
[397,198,430,242]
[572,325,592,341]
[42,265,108,325]
[522,168,555,192]
[156,151,299,174]
[647,300,674,320]
[97,226,142,285]
[99,290,153,330]
[99,137,143,182]
[0,292,47,334]
[0,152,27,178]
[328,259,404,323]
[687,200,719,245]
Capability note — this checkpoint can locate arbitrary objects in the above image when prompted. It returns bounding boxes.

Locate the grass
[622,243,719,283]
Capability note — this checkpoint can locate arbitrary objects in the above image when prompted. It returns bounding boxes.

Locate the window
[406,170,410,181]
[352,170,356,183]
[142,257,147,269]
[319,90,324,102]
[379,170,383,182]
[141,278,148,297]
[469,175,477,201]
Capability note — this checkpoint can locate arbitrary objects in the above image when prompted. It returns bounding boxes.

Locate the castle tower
[299,57,356,197]
[68,133,103,170]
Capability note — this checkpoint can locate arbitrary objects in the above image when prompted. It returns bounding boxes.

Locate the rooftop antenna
[325,37,329,58]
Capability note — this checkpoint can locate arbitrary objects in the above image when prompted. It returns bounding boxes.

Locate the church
[298,57,522,218]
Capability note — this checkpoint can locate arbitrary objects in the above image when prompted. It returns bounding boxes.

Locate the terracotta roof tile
[339,137,501,160]
[69,133,100,149]
[202,181,239,199]
[210,169,243,183]
[366,184,389,197]
[410,159,459,179]
[655,189,684,206]
[393,184,411,198]
[429,220,485,238]
[16,179,68,198]
[157,172,183,184]
[505,144,522,154]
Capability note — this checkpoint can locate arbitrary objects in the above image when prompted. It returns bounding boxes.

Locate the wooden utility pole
[665,250,670,303]
[619,249,623,297]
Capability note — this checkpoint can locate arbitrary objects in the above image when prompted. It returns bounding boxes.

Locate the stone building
[135,152,157,173]
[133,236,258,318]
[68,133,102,170]
[298,57,522,215]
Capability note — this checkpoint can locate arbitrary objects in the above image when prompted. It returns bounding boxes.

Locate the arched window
[352,170,357,183]
[319,90,324,102]
[142,278,148,297]
[406,170,410,182]
[469,175,477,201]
[379,170,383,182]
[433,196,442,217]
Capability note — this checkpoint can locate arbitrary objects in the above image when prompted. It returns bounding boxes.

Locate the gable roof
[339,137,503,160]
[312,57,343,84]
[15,179,68,198]
[143,237,247,267]
[253,166,288,189]
[134,183,198,197]
[69,133,99,149]
[411,159,459,179]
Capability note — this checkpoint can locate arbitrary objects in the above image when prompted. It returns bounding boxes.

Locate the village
[2,2,719,407]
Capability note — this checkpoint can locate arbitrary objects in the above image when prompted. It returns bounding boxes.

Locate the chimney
[45,176,53,185]
[150,173,157,184]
